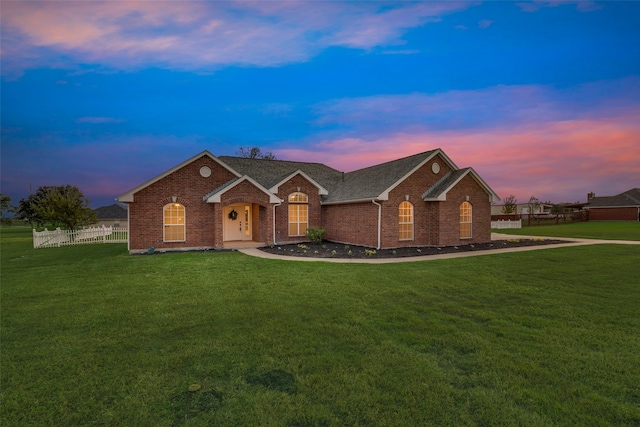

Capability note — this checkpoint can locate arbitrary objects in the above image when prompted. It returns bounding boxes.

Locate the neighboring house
[585,189,640,221]
[116,149,499,254]
[490,203,553,217]
[94,204,128,228]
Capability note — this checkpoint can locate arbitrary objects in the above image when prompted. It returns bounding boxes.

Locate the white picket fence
[491,219,522,229]
[33,226,128,248]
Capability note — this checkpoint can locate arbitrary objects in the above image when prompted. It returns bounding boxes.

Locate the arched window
[288,192,308,236]
[164,203,185,242]
[399,201,414,241]
[460,201,472,239]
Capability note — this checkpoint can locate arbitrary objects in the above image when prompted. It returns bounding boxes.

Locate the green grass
[494,220,640,241]
[2,226,639,426]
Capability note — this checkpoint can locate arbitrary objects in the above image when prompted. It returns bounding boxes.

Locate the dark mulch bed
[259,239,570,259]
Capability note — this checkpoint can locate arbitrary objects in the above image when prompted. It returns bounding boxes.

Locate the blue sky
[2,1,639,208]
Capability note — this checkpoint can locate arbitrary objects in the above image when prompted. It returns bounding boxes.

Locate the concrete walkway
[238,233,640,264]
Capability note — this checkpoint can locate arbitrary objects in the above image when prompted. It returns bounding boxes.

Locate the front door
[224,204,252,241]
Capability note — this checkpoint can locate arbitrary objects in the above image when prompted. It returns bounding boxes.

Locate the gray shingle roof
[220,150,440,203]
[422,169,469,200]
[588,188,640,208]
[218,156,343,191]
[324,150,438,203]
[95,204,127,219]
[203,178,240,201]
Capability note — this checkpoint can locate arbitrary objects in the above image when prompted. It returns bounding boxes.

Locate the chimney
[587,192,595,201]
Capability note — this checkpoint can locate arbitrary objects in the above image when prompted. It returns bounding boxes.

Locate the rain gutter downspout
[272,200,282,245]
[372,199,381,250]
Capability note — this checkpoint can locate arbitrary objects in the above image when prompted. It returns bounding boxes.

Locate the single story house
[490,202,553,218]
[585,189,640,221]
[116,149,500,254]
[94,203,128,228]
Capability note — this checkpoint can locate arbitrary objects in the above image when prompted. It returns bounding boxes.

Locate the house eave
[378,149,458,201]
[585,205,640,209]
[205,175,281,204]
[422,168,500,203]
[322,197,386,206]
[269,169,329,196]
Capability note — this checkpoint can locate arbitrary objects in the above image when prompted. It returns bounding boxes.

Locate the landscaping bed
[260,238,569,259]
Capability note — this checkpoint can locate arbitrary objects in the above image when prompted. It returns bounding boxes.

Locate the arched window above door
[288,192,308,236]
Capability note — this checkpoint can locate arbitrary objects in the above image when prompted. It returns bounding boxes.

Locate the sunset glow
[2,1,638,207]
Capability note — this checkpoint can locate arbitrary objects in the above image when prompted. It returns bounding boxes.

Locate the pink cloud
[1,1,475,75]
[277,116,640,204]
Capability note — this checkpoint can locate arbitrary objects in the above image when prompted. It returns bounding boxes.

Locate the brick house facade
[117,149,499,253]
[586,189,640,221]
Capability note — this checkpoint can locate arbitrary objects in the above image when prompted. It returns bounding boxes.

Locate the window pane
[165,225,185,241]
[460,202,472,238]
[289,192,308,203]
[288,195,309,236]
[164,203,185,241]
[299,204,308,220]
[398,201,414,240]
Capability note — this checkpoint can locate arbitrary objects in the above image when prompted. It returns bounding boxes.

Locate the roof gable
[422,168,500,202]
[204,176,281,203]
[268,170,329,195]
[116,151,241,203]
[323,149,457,204]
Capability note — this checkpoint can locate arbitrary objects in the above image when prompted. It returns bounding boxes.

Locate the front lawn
[2,227,639,426]
[495,220,640,240]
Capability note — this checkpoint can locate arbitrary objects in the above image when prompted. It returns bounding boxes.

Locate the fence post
[102,225,106,243]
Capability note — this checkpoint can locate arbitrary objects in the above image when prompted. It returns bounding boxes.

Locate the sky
[2,0,639,208]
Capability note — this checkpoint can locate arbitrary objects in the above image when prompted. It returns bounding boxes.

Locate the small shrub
[297,244,309,249]
[305,227,326,245]
[364,249,377,256]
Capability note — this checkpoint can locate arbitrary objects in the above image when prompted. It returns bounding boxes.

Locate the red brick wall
[319,155,492,249]
[323,202,380,248]
[274,174,323,244]
[128,156,236,251]
[381,156,452,248]
[589,207,639,221]
[435,174,492,246]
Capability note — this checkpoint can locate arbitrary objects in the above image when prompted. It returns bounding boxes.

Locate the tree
[526,196,540,226]
[16,185,97,230]
[0,193,15,225]
[236,147,277,160]
[501,195,517,215]
[15,189,48,227]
